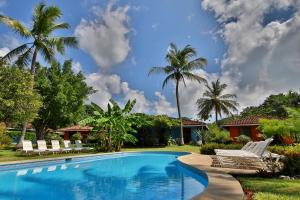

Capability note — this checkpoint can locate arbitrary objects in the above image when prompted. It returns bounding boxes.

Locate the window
[239,127,252,138]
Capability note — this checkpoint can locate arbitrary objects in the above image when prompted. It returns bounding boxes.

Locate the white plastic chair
[22,140,34,154]
[34,140,48,155]
[49,140,61,153]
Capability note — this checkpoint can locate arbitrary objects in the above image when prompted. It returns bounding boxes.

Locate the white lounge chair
[49,140,61,154]
[215,138,277,169]
[75,140,93,151]
[21,140,34,154]
[34,140,48,155]
[63,140,73,152]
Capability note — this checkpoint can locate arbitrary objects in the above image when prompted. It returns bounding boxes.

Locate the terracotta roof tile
[223,116,278,126]
[182,119,206,126]
[57,125,92,132]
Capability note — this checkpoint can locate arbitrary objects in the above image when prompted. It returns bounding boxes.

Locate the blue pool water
[0,152,208,200]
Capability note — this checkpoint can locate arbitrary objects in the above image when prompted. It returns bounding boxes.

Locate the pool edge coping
[177,153,245,200]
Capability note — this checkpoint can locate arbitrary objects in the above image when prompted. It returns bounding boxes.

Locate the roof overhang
[222,124,259,127]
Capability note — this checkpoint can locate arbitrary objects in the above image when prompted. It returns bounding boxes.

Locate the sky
[0,0,300,121]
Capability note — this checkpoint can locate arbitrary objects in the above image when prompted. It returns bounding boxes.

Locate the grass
[0,145,200,163]
[238,177,300,200]
[122,145,200,153]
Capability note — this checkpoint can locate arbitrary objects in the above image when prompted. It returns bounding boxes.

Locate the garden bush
[71,132,83,142]
[235,134,252,144]
[7,130,36,143]
[0,123,11,149]
[45,132,63,144]
[200,143,243,155]
[268,144,300,177]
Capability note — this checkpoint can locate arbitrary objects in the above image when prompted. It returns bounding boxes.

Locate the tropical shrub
[80,99,142,152]
[281,153,300,177]
[236,134,252,144]
[7,130,36,143]
[45,132,63,143]
[204,124,232,144]
[0,123,11,149]
[259,107,300,142]
[200,143,243,155]
[70,132,83,143]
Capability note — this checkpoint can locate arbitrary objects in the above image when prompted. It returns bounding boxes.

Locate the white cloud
[75,0,131,69]
[85,73,122,108]
[0,47,9,57]
[85,72,176,115]
[0,35,20,49]
[153,91,177,115]
[72,61,82,73]
[198,0,300,113]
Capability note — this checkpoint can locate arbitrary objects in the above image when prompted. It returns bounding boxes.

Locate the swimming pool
[0,152,208,200]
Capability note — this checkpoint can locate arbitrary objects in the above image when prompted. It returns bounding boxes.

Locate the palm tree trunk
[18,47,38,148]
[215,108,218,125]
[30,47,38,75]
[175,79,184,145]
[16,122,27,148]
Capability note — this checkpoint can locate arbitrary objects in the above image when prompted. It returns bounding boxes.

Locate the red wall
[226,125,261,141]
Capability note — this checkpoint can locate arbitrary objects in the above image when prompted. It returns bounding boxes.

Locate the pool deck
[178,153,256,200]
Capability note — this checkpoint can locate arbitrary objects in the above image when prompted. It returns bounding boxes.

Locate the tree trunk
[16,122,27,148]
[30,47,38,75]
[175,79,184,145]
[215,108,218,125]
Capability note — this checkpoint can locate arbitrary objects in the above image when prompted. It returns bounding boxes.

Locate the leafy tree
[258,107,300,142]
[0,65,41,146]
[149,43,207,145]
[33,60,93,139]
[133,113,180,146]
[0,2,77,74]
[80,99,142,152]
[0,2,77,142]
[197,79,238,124]
[241,91,300,118]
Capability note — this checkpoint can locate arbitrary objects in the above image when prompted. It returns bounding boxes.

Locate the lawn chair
[75,140,93,151]
[63,140,73,153]
[34,140,48,155]
[21,140,34,154]
[215,138,277,169]
[49,140,61,154]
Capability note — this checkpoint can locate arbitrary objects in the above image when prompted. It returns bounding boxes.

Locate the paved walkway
[178,153,256,200]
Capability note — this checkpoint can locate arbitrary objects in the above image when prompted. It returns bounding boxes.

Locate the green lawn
[0,145,200,163]
[123,145,200,153]
[238,177,300,200]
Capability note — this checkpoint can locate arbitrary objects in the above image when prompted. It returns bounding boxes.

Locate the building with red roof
[222,116,274,141]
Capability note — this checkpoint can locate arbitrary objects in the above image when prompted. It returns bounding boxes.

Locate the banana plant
[80,99,141,152]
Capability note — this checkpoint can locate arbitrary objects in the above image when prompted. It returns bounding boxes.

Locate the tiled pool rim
[0,151,244,200]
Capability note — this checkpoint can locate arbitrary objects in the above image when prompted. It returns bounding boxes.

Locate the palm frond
[183,57,207,71]
[1,44,29,62]
[220,93,237,99]
[162,73,176,89]
[182,72,207,84]
[0,15,31,37]
[37,40,55,63]
[15,46,34,67]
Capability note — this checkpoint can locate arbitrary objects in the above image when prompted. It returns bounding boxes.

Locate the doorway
[183,128,191,144]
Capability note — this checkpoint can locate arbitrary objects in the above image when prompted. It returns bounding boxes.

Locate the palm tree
[149,43,207,145]
[197,79,239,124]
[0,2,77,75]
[0,3,77,147]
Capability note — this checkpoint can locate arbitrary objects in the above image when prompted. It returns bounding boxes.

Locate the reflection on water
[0,153,207,200]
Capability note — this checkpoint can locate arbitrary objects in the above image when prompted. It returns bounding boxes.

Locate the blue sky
[1,0,300,120]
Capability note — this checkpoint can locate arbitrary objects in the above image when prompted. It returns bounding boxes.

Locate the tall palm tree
[0,3,77,147]
[149,43,207,145]
[197,79,239,124]
[0,2,77,75]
